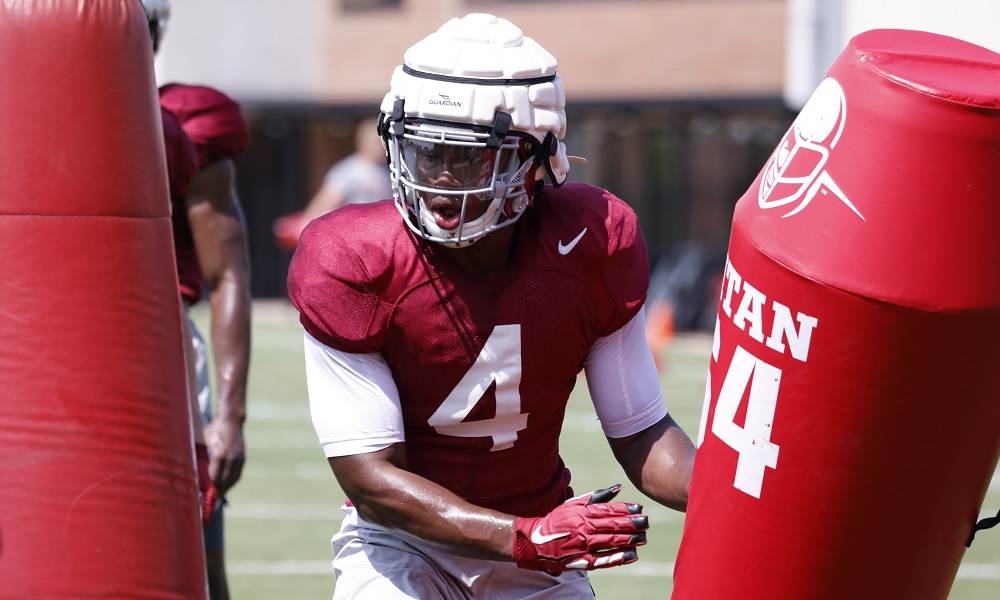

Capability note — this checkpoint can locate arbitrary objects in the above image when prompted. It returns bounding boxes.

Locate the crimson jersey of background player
[287,13,696,600]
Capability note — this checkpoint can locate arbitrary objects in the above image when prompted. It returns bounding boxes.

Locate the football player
[141,2,252,599]
[288,13,696,599]
[160,101,217,530]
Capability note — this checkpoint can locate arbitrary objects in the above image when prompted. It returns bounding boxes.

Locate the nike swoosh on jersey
[557,227,588,255]
[531,526,571,544]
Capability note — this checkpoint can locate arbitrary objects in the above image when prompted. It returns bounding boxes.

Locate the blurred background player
[161,95,218,533]
[272,117,392,251]
[142,2,252,599]
[304,117,391,220]
[287,13,696,599]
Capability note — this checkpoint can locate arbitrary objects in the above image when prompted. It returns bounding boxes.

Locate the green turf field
[193,301,1000,599]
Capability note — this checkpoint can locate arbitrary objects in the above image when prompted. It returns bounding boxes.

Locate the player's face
[400,136,502,229]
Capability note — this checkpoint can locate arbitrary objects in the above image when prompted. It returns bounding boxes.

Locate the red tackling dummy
[0,1,207,597]
[672,29,1000,599]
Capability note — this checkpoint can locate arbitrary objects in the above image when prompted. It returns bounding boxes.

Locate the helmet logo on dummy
[758,78,864,220]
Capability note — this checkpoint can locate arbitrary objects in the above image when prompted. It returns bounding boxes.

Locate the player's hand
[206,417,246,496]
[195,443,219,527]
[272,211,306,251]
[512,484,648,575]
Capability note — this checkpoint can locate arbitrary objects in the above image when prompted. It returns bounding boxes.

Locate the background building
[155,0,1000,328]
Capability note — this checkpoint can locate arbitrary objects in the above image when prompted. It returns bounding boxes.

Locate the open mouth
[427,196,464,231]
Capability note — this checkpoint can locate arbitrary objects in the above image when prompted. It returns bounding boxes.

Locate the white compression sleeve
[583,307,668,438]
[303,332,405,457]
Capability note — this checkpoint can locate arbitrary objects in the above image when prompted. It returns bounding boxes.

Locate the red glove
[272,211,306,251]
[195,443,219,527]
[512,484,648,575]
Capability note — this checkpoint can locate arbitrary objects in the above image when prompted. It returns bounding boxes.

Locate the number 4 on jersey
[427,324,529,451]
[700,333,781,499]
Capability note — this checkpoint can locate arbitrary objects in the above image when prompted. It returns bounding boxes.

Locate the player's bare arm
[186,157,251,496]
[607,414,695,513]
[329,442,649,574]
[329,444,516,561]
[303,185,345,223]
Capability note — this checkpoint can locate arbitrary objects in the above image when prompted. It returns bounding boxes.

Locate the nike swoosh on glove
[195,443,219,527]
[512,484,648,575]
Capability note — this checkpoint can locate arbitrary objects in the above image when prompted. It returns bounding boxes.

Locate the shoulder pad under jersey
[535,183,650,336]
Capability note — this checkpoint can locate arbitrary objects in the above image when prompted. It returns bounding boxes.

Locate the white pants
[330,507,596,600]
[188,314,213,424]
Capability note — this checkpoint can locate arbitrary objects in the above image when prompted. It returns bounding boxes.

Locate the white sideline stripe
[226,560,1000,580]
[957,563,1000,579]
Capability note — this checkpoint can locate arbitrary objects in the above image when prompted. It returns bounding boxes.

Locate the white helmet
[139,0,171,53]
[379,13,570,247]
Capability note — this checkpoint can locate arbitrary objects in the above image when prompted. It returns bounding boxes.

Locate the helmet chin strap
[537,132,562,187]
[487,109,561,190]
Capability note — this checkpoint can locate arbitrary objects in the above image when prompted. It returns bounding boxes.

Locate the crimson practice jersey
[288,183,649,517]
[159,83,250,305]
[160,106,198,209]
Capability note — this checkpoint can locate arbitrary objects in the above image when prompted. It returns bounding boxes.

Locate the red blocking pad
[672,29,1000,600]
[0,1,206,598]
